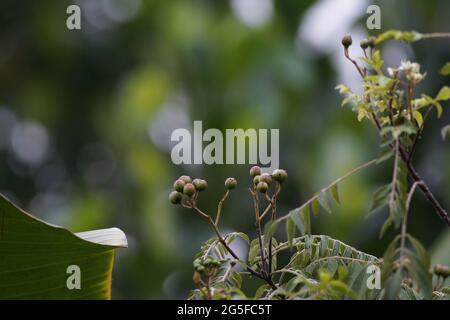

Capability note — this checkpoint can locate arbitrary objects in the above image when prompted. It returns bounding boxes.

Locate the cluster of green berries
[341,35,376,50]
[249,166,288,193]
[193,257,221,274]
[169,175,239,204]
[169,175,208,204]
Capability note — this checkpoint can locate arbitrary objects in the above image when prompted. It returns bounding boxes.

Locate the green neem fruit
[169,191,182,204]
[179,175,192,184]
[341,35,352,48]
[434,264,450,277]
[256,181,268,193]
[249,166,262,178]
[183,183,196,197]
[259,173,272,185]
[272,169,288,183]
[253,175,261,185]
[225,177,237,190]
[360,39,369,49]
[173,179,186,192]
[193,179,208,191]
[367,36,376,48]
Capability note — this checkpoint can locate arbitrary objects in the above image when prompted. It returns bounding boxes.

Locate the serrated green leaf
[254,284,269,299]
[311,198,320,217]
[406,255,432,299]
[286,216,295,249]
[289,209,304,236]
[263,220,279,246]
[300,206,311,235]
[318,193,332,214]
[436,86,450,101]
[329,184,340,205]
[413,110,424,127]
[319,235,329,257]
[406,234,430,268]
[384,271,403,300]
[440,62,450,76]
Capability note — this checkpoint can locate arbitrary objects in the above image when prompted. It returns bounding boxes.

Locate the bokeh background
[0,0,449,298]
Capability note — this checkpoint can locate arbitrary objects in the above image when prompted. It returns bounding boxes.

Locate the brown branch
[191,204,278,289]
[421,32,450,39]
[398,148,450,226]
[343,51,450,227]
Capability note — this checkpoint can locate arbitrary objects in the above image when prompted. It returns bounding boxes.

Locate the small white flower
[387,67,396,77]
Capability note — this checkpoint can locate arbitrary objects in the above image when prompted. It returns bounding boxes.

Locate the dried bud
[225,177,237,190]
[169,191,182,204]
[193,179,208,191]
[272,169,288,183]
[183,183,196,197]
[341,35,352,48]
[259,173,272,186]
[256,181,268,193]
[173,179,186,192]
[249,166,262,178]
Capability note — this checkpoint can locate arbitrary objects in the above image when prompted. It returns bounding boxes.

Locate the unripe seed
[169,191,182,204]
[249,166,262,178]
[434,264,450,278]
[179,175,192,184]
[253,175,261,185]
[367,36,376,48]
[183,183,196,197]
[225,177,237,190]
[193,179,208,191]
[341,35,352,48]
[360,39,369,49]
[272,169,288,183]
[256,181,268,193]
[173,179,186,192]
[260,173,272,185]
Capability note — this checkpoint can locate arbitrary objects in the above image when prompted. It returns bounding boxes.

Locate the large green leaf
[0,194,127,299]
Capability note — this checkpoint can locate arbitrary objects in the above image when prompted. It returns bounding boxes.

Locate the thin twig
[421,32,450,39]
[215,190,229,226]
[191,204,277,289]
[277,158,377,222]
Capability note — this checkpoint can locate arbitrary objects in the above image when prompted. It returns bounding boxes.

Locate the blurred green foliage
[0,0,449,298]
